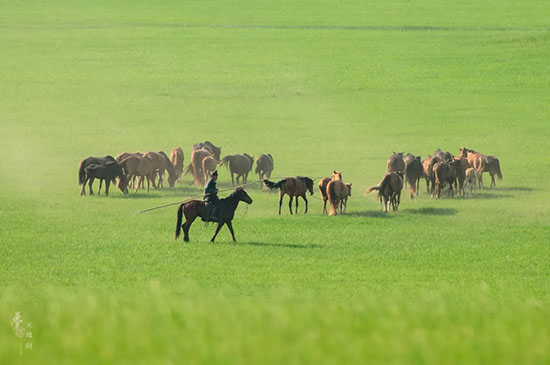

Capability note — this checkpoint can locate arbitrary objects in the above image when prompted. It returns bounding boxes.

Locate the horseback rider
[203,170,219,222]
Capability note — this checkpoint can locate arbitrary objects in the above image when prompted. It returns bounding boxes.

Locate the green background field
[1,1,549,363]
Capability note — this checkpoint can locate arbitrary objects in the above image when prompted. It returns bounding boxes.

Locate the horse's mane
[297,176,314,190]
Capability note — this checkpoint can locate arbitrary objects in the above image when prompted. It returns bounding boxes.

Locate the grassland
[0,0,549,363]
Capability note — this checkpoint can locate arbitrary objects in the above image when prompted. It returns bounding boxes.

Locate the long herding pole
[139,181,260,214]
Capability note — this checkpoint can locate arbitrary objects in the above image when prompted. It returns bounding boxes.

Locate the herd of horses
[77,142,502,241]
[365,147,503,212]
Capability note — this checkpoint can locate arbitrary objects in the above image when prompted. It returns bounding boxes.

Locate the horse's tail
[327,181,338,215]
[183,163,193,176]
[175,203,184,240]
[220,155,232,169]
[494,159,503,180]
[264,179,284,191]
[78,158,87,185]
[364,185,381,195]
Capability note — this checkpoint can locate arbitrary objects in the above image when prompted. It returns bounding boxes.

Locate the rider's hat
[211,170,218,176]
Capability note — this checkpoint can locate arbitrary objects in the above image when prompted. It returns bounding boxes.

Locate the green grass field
[1,1,549,363]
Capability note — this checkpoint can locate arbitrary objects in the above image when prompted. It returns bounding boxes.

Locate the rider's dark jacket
[204,178,219,204]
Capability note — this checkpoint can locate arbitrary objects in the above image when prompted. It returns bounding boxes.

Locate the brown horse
[434,148,453,162]
[327,179,351,215]
[318,171,342,214]
[449,158,466,196]
[119,155,156,193]
[434,161,456,199]
[185,148,213,186]
[192,141,222,161]
[459,147,486,188]
[365,172,404,212]
[115,152,143,188]
[175,187,253,243]
[464,167,478,198]
[405,156,423,199]
[387,152,405,173]
[169,147,184,182]
[144,151,177,189]
[255,154,274,189]
[220,154,254,185]
[422,155,440,195]
[483,156,503,188]
[202,155,218,183]
[264,177,314,215]
[80,161,128,196]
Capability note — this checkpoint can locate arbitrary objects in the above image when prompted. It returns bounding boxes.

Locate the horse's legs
[278,192,283,215]
[88,177,95,195]
[105,179,110,196]
[210,222,226,243]
[226,221,236,242]
[490,173,496,188]
[98,179,103,195]
[304,195,308,214]
[80,176,89,195]
[288,196,294,215]
[322,199,327,214]
[295,196,299,214]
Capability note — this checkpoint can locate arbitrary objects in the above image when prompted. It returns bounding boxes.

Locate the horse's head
[331,170,342,181]
[235,187,253,204]
[346,183,352,196]
[116,167,128,194]
[303,177,315,196]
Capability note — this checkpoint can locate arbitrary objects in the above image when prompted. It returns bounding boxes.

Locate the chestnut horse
[202,155,218,183]
[175,187,253,243]
[327,179,351,215]
[459,147,486,188]
[170,147,184,182]
[318,171,343,214]
[119,155,156,193]
[264,177,314,215]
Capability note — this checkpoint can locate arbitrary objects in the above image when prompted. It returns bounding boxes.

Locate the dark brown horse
[365,172,404,212]
[434,161,456,199]
[484,156,503,188]
[78,155,120,195]
[405,155,423,199]
[255,154,274,189]
[264,177,314,215]
[80,161,128,196]
[387,152,405,173]
[220,154,254,185]
[175,187,253,243]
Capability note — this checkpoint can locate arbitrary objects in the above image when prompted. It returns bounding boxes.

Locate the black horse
[78,155,127,195]
[81,162,128,196]
[175,187,253,243]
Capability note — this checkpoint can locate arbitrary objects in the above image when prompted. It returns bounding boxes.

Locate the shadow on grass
[405,207,457,216]
[349,211,394,218]
[243,241,323,249]
[492,186,535,192]
[472,192,513,200]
